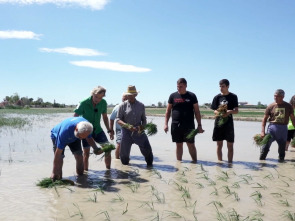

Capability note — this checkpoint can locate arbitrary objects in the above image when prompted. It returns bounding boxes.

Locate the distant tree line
[0,93,66,109]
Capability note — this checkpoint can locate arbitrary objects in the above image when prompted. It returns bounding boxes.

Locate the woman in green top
[286,95,295,151]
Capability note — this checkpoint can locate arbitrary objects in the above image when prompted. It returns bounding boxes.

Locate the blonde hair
[91,86,106,96]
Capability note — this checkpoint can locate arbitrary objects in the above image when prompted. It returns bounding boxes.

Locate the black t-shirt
[168,91,198,127]
[211,92,238,127]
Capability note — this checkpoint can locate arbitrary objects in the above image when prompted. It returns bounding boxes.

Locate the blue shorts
[82,131,108,148]
[52,138,83,157]
[116,128,122,144]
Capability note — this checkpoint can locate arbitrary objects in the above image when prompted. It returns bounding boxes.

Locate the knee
[121,157,129,165]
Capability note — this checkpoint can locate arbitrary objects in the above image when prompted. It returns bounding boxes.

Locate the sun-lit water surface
[1,113,295,220]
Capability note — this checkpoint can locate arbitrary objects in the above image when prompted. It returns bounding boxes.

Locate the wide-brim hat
[125,85,139,95]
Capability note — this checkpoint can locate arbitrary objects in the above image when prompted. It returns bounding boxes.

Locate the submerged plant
[283,210,295,220]
[36,178,74,188]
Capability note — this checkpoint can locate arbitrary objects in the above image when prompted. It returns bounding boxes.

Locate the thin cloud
[70,60,151,72]
[0,30,41,39]
[0,0,110,10]
[40,47,106,56]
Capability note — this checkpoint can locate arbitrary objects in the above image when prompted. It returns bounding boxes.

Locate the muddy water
[1,113,295,220]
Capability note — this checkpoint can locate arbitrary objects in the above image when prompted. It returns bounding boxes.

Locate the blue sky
[0,0,294,106]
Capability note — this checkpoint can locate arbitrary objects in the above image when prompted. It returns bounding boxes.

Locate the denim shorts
[116,128,123,144]
[82,130,108,148]
[52,138,83,157]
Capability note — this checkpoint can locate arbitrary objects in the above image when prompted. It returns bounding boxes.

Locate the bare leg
[74,154,84,176]
[115,143,120,159]
[176,143,183,161]
[227,142,234,163]
[217,141,223,161]
[187,142,197,162]
[105,154,111,169]
[285,141,290,151]
[83,148,90,171]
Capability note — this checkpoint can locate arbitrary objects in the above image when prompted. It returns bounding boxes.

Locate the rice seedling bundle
[144,122,157,136]
[215,104,228,127]
[186,129,199,139]
[101,143,116,152]
[122,123,133,130]
[253,134,272,147]
[36,177,74,188]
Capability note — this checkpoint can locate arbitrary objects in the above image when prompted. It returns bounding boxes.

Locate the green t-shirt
[288,110,295,130]
[74,96,107,134]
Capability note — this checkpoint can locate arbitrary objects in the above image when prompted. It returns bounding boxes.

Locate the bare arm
[51,148,63,180]
[193,103,204,133]
[226,107,239,116]
[102,113,114,139]
[261,114,269,137]
[164,103,172,133]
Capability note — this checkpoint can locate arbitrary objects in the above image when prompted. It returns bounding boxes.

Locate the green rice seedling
[281,180,290,187]
[264,173,274,180]
[127,181,140,193]
[250,191,263,207]
[181,186,191,199]
[221,185,232,195]
[143,122,158,136]
[178,177,188,183]
[88,192,98,203]
[163,210,183,219]
[221,171,229,178]
[122,123,133,130]
[208,201,223,210]
[208,179,216,186]
[194,181,205,189]
[93,187,105,194]
[199,173,209,180]
[283,210,295,221]
[215,104,228,127]
[151,169,162,179]
[233,192,240,201]
[253,134,272,147]
[271,192,282,198]
[122,203,128,215]
[111,193,125,202]
[139,201,154,211]
[210,187,219,196]
[248,210,264,221]
[96,143,116,160]
[182,196,188,207]
[96,210,110,221]
[239,174,253,180]
[199,163,207,172]
[36,178,74,188]
[150,212,160,221]
[193,201,198,221]
[186,128,199,140]
[231,182,240,189]
[152,191,165,204]
[72,203,83,219]
[252,182,267,190]
[279,199,290,207]
[217,174,229,182]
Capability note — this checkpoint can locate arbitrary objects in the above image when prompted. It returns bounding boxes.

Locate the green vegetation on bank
[0,107,265,128]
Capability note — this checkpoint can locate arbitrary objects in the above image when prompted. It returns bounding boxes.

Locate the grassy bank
[0,107,265,128]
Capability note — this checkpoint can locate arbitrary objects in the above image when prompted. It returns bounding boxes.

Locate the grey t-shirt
[117,100,147,127]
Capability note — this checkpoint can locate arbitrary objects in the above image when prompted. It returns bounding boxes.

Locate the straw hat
[125,85,139,96]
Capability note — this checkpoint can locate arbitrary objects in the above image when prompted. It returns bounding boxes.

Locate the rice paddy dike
[0,107,265,128]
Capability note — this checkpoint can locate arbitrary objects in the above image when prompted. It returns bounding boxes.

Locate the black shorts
[52,138,82,157]
[212,119,235,142]
[171,123,195,143]
[287,129,295,142]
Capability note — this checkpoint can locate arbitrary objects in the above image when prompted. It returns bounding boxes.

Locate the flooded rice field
[1,113,295,220]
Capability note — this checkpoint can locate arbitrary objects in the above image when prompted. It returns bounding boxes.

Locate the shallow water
[1,113,295,220]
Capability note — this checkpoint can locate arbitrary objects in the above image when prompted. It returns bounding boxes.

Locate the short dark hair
[177,78,187,85]
[219,79,230,86]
